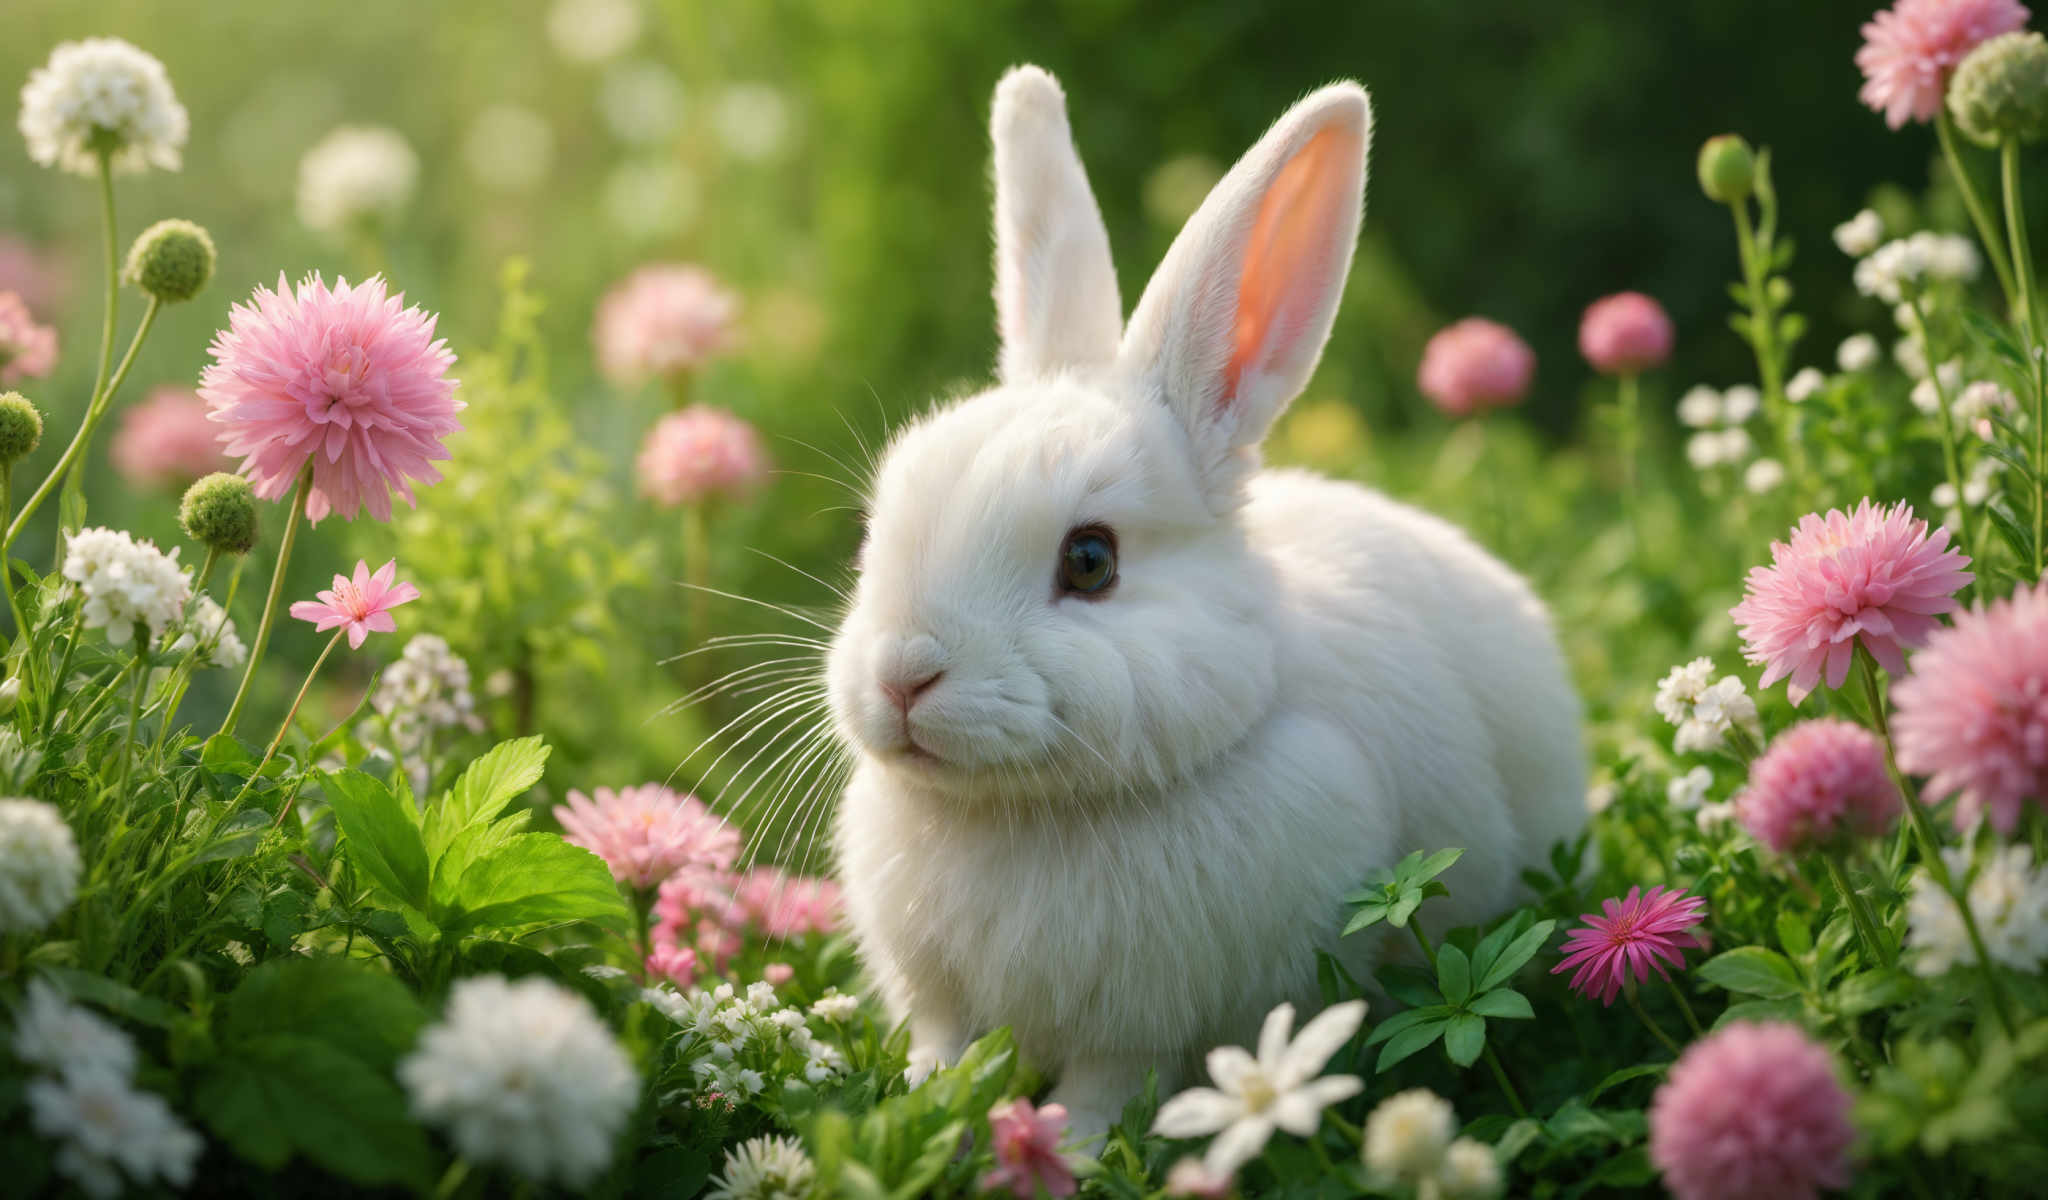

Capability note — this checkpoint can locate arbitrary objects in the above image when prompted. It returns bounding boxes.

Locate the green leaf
[1475,919,1556,992]
[200,734,259,774]
[1835,969,1913,1017]
[1775,911,1814,960]
[193,1033,431,1188]
[631,1147,714,1200]
[1465,988,1534,1020]
[1388,892,1424,927]
[220,957,425,1070]
[1376,1016,1449,1073]
[1962,306,2028,366]
[35,967,179,1030]
[429,808,532,912]
[322,769,431,912]
[1442,1012,1486,1067]
[1986,502,2035,564]
[1363,1005,1456,1047]
[1697,946,1804,999]
[1586,1062,1668,1102]
[446,833,629,934]
[1341,899,1390,937]
[1495,1117,1544,1164]
[1375,962,1440,1009]
[1714,997,1804,1028]
[1404,847,1464,886]
[425,736,550,857]
[1437,943,1472,1006]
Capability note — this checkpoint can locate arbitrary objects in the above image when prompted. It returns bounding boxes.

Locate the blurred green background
[0,0,1987,812]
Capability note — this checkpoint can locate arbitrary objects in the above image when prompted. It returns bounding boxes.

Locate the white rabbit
[826,65,1585,1139]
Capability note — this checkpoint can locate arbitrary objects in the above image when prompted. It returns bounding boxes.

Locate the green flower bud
[1696,134,1755,205]
[123,218,216,303]
[179,472,259,554]
[0,393,44,465]
[1950,32,2048,148]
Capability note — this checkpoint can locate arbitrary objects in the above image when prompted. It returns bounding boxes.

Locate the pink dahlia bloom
[729,866,841,939]
[1858,0,2030,129]
[1551,885,1708,1006]
[200,273,462,524]
[1731,499,1972,704]
[1578,292,1674,375]
[288,558,420,649]
[645,938,699,989]
[554,784,742,890]
[1416,317,1536,416]
[110,387,231,491]
[1737,719,1901,854]
[981,1098,1077,1200]
[1895,581,2048,833]
[635,405,769,507]
[593,264,738,383]
[0,292,58,385]
[1649,1022,1855,1200]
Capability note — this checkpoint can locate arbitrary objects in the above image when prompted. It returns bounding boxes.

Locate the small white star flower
[1152,1000,1366,1175]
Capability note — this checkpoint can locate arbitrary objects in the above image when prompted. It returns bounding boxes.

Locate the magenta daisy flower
[1730,499,1971,704]
[1552,885,1707,1006]
[1737,719,1901,855]
[1858,0,2030,130]
[201,273,461,524]
[1578,292,1674,375]
[1649,1022,1855,1200]
[553,784,741,890]
[1416,317,1536,417]
[1894,581,2048,833]
[288,559,419,649]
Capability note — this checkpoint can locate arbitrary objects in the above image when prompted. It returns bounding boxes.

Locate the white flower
[1430,1137,1504,1200]
[1926,233,1981,282]
[1165,1156,1236,1198]
[1909,360,1964,415]
[715,84,793,162]
[297,126,418,234]
[1933,481,1960,510]
[1721,385,1761,424]
[600,62,686,145]
[1695,801,1738,832]
[1362,1087,1455,1185]
[1855,232,1976,303]
[1833,208,1884,257]
[1585,782,1617,815]
[18,38,188,175]
[1836,333,1881,373]
[809,990,859,1022]
[27,1069,202,1198]
[1666,766,1713,812]
[707,1135,815,1200]
[399,975,639,1186]
[62,528,191,647]
[371,634,483,761]
[1676,676,1760,754]
[1151,1000,1366,1175]
[604,160,700,241]
[464,104,555,194]
[1910,845,2048,976]
[168,594,245,670]
[1785,366,1827,403]
[1654,658,1716,726]
[1953,380,2016,435]
[744,980,780,1012]
[0,798,81,934]
[12,981,137,1078]
[1685,428,1752,471]
[1743,457,1786,495]
[547,0,643,63]
[1676,385,1724,429]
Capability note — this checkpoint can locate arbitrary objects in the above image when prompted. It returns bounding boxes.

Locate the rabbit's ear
[1119,83,1371,502]
[991,66,1123,383]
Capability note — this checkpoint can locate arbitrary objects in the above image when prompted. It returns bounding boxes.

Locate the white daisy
[1152,1000,1366,1175]
[26,1069,202,1198]
[707,1135,815,1200]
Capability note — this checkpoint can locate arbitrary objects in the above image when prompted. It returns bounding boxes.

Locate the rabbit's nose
[875,633,947,715]
[879,668,945,716]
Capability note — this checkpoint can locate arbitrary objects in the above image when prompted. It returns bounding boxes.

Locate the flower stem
[1625,985,1685,1058]
[39,608,84,738]
[1659,973,1705,1038]
[1823,852,1891,969]
[1481,1045,1529,1117]
[1939,110,2020,312]
[1615,372,1642,552]
[265,629,345,828]
[1730,199,1796,473]
[2000,138,2047,577]
[1905,296,1975,562]
[0,464,28,668]
[219,468,312,738]
[113,644,150,814]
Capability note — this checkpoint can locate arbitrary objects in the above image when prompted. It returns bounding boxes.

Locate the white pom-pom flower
[17,38,188,175]
[26,1069,203,1198]
[11,981,137,1078]
[0,798,81,934]
[168,594,246,670]
[1362,1087,1456,1185]
[61,528,191,647]
[296,126,420,234]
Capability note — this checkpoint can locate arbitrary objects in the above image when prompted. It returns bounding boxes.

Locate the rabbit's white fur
[828,66,1585,1137]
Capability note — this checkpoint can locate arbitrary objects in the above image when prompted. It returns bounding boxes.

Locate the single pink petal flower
[1731,499,1971,705]
[1417,317,1536,417]
[1857,0,2030,130]
[1551,885,1707,1006]
[200,272,462,524]
[287,558,420,649]
[110,386,232,491]
[981,1097,1077,1200]
[593,263,738,383]
[1649,1022,1855,1200]
[1737,719,1901,855]
[1578,292,1674,375]
[1894,580,2048,834]
[554,783,742,891]
[0,292,58,385]
[635,405,769,507]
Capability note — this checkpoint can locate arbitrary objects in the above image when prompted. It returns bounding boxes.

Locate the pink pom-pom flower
[593,264,738,384]
[1578,292,1674,375]
[1858,0,2030,129]
[1649,1022,1855,1200]
[553,783,742,891]
[1737,719,1901,854]
[1894,581,2048,833]
[200,273,462,524]
[1552,885,1707,1006]
[1416,317,1536,416]
[728,867,841,939]
[1731,499,1971,705]
[287,558,420,649]
[635,405,769,507]
[981,1097,1077,1200]
[0,292,58,385]
[110,387,232,491]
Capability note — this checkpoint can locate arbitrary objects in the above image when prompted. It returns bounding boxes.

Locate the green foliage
[805,1029,1018,1199]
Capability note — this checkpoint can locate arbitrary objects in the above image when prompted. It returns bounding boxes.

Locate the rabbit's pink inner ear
[1224,123,1363,410]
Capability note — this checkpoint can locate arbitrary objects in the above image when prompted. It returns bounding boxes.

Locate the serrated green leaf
[1437,943,1472,1006]
[424,735,550,858]
[1698,946,1804,998]
[446,833,629,934]
[1476,919,1556,992]
[1714,997,1805,1028]
[220,957,425,1069]
[1443,1012,1486,1066]
[1466,988,1534,1020]
[429,808,532,912]
[322,769,430,912]
[194,1033,432,1187]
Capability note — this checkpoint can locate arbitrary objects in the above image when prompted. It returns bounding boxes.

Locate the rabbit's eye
[1058,526,1117,596]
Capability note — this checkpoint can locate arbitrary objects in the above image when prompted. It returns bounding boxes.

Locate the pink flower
[0,237,68,313]
[0,292,58,385]
[635,405,769,507]
[1551,885,1708,1005]
[553,784,742,890]
[981,1097,1076,1200]
[1894,581,2048,833]
[1578,292,1674,375]
[1416,317,1536,416]
[729,867,841,939]
[110,387,232,491]
[1731,499,1972,704]
[201,273,462,524]
[646,939,699,989]
[1649,1022,1855,1200]
[1164,1158,1235,1199]
[1737,719,1901,854]
[593,264,738,383]
[762,962,794,986]
[1858,0,2030,129]
[287,559,420,649]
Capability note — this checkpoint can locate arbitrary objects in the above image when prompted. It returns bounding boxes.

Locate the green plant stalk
[1856,654,2016,1034]
[38,608,85,738]
[112,639,150,817]
[1406,921,1527,1116]
[1,463,31,692]
[682,500,709,658]
[1823,852,1892,969]
[148,547,226,752]
[1625,984,1685,1057]
[1939,110,2020,311]
[1730,199,1798,474]
[1659,973,1705,1037]
[1906,297,1976,563]
[264,628,346,828]
[2000,139,2047,576]
[1616,372,1643,552]
[219,468,313,738]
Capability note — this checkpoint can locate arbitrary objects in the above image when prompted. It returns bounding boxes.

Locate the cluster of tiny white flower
[705,1134,817,1200]
[296,125,419,234]
[14,981,202,1198]
[1361,1088,1501,1200]
[1785,365,1828,404]
[1833,208,1885,258]
[0,797,81,934]
[1653,658,1760,755]
[167,593,246,670]
[1677,384,1758,473]
[1907,359,1965,416]
[652,979,850,1097]
[17,38,189,175]
[1666,765,1714,812]
[1851,232,1981,304]
[60,527,191,647]
[371,633,484,759]
[1933,457,2005,529]
[1907,845,2048,977]
[1836,332,1882,373]
[1951,379,2017,438]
